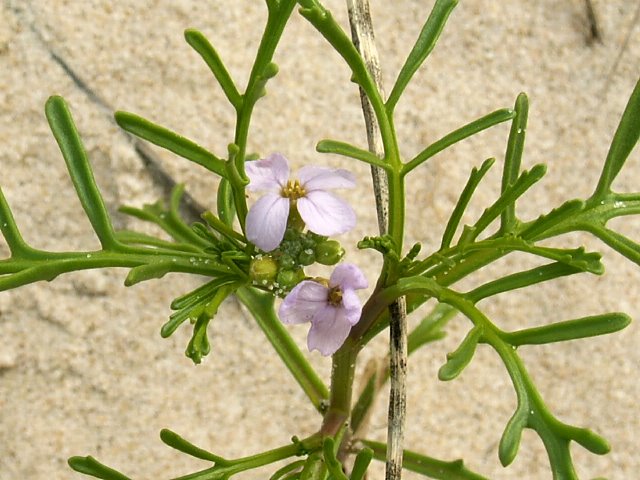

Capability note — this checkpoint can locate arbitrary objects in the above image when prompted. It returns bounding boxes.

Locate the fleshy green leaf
[322,438,348,480]
[386,0,458,113]
[46,96,119,250]
[67,456,131,480]
[500,93,529,232]
[404,109,514,175]
[467,262,581,303]
[0,187,40,258]
[316,139,389,170]
[349,447,373,480]
[438,325,482,381]
[115,111,227,178]
[440,158,495,249]
[594,77,640,197]
[585,225,640,266]
[160,428,227,464]
[519,199,585,241]
[562,424,610,455]
[499,403,528,466]
[184,29,242,109]
[124,262,173,286]
[185,313,212,364]
[505,313,631,346]
[269,460,306,480]
[461,164,546,244]
[217,178,236,227]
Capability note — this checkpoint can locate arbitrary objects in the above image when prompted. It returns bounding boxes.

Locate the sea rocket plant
[279,263,368,356]
[245,153,356,251]
[1,0,638,478]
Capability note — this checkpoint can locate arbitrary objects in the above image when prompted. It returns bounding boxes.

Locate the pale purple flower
[279,263,368,356]
[245,153,356,251]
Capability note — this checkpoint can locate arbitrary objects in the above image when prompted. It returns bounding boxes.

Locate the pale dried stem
[346,1,408,479]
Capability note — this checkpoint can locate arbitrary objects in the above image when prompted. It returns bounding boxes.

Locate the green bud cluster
[248,227,345,296]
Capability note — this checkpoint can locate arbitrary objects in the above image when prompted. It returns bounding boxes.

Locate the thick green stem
[321,340,359,436]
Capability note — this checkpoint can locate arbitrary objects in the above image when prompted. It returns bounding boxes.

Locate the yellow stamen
[281,179,306,200]
[327,286,343,306]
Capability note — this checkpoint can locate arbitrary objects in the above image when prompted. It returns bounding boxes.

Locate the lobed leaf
[386,0,458,113]
[217,178,236,227]
[461,163,546,244]
[500,93,529,232]
[269,460,306,480]
[115,111,227,178]
[67,456,131,480]
[349,447,373,480]
[185,29,242,109]
[467,262,581,303]
[498,402,528,466]
[593,77,640,198]
[505,313,631,346]
[124,261,174,286]
[316,139,389,170]
[585,224,640,266]
[46,96,119,250]
[322,438,348,480]
[160,428,228,464]
[404,109,514,175]
[438,325,482,381]
[519,199,585,241]
[440,158,495,249]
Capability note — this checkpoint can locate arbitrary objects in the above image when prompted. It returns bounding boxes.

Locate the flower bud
[279,253,296,270]
[315,240,344,265]
[276,268,304,289]
[249,256,278,284]
[298,248,316,266]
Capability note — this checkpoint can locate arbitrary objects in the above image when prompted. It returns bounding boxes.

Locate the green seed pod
[315,240,345,265]
[249,256,278,284]
[298,248,316,266]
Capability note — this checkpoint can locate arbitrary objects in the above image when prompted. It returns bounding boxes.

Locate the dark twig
[346,1,408,479]
[584,0,603,45]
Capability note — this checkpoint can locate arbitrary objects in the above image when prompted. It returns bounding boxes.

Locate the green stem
[236,287,329,413]
[231,0,297,229]
[170,434,323,480]
[321,340,359,436]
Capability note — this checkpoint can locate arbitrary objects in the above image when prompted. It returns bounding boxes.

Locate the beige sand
[0,1,638,478]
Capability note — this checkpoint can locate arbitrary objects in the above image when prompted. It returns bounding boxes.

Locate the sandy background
[1,1,639,478]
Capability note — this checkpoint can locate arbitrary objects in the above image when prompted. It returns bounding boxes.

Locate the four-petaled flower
[279,263,368,356]
[245,153,356,252]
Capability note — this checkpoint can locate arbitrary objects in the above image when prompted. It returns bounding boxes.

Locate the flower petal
[246,193,289,251]
[307,305,352,356]
[279,281,329,325]
[245,153,290,191]
[298,166,356,191]
[340,289,363,326]
[329,263,368,291]
[297,191,356,236]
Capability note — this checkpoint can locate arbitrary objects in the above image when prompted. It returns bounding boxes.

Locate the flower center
[281,179,306,200]
[327,286,343,306]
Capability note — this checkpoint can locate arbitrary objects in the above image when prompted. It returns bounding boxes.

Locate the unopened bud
[315,240,344,265]
[277,268,304,289]
[249,256,278,284]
